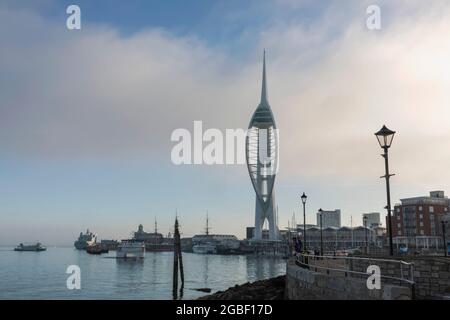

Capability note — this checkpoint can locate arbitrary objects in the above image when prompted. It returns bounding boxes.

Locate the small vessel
[86,243,108,255]
[74,229,97,250]
[192,213,218,254]
[116,239,145,259]
[192,243,217,254]
[14,242,47,252]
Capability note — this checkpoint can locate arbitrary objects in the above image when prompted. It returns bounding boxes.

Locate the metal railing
[295,253,415,298]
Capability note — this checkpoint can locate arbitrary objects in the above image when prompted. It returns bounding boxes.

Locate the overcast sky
[1,0,450,245]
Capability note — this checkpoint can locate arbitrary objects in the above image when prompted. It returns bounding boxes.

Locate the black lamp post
[363,216,368,254]
[301,192,307,252]
[375,125,396,256]
[442,220,448,257]
[319,208,323,256]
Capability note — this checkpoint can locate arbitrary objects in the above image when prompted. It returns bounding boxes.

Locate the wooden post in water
[173,217,184,299]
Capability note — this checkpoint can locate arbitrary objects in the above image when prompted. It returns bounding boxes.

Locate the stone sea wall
[349,255,450,299]
[285,259,412,300]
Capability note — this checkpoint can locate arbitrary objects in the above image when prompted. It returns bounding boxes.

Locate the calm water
[0,247,286,299]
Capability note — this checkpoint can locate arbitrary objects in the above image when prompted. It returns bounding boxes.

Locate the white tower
[246,51,279,240]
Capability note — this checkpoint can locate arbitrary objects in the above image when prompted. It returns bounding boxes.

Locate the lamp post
[363,216,368,254]
[301,192,307,252]
[442,220,448,257]
[375,125,396,256]
[319,208,323,256]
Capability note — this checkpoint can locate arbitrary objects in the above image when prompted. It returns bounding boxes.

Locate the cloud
[1,1,450,239]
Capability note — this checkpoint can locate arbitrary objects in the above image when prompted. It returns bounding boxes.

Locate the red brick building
[390,191,449,248]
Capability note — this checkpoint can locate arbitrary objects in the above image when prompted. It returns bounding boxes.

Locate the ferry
[192,243,217,254]
[116,239,145,259]
[14,242,47,252]
[74,229,97,250]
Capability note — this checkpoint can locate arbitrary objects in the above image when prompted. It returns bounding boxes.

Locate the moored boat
[116,239,145,259]
[86,243,108,254]
[192,243,217,254]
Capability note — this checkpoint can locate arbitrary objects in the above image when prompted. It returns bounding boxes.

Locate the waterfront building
[392,190,450,249]
[133,223,163,244]
[302,225,376,252]
[246,51,279,241]
[362,212,381,228]
[100,239,119,250]
[317,209,341,228]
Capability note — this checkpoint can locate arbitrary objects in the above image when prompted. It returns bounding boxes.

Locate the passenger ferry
[14,242,47,252]
[116,239,145,259]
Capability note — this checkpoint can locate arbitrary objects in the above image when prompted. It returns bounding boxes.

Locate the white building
[362,212,381,228]
[317,209,341,228]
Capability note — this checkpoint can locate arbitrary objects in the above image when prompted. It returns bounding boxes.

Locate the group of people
[291,237,320,257]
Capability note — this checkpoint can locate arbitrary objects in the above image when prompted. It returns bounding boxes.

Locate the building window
[398,231,402,235]
[396,208,400,213]
[419,214,423,219]
[445,207,448,212]
[420,230,424,235]
[420,222,424,227]
[397,215,400,220]
[397,223,401,228]
[429,206,434,213]
[418,206,423,211]
[430,214,436,236]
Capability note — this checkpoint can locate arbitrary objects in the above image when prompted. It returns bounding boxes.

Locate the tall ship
[116,239,145,259]
[192,214,240,255]
[74,229,97,250]
[14,242,47,252]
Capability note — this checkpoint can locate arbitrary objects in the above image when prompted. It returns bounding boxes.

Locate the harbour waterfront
[0,247,286,300]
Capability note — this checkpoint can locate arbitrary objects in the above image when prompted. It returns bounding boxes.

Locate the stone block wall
[285,259,411,300]
[348,255,450,299]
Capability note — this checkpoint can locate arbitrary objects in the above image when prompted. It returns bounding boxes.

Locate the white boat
[116,239,145,259]
[192,243,217,254]
[14,242,47,252]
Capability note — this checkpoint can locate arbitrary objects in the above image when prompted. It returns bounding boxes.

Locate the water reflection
[0,248,286,299]
[114,258,145,294]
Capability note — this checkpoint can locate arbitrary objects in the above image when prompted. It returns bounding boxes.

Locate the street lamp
[301,192,307,252]
[319,208,324,256]
[375,125,396,256]
[363,216,368,254]
[442,220,448,257]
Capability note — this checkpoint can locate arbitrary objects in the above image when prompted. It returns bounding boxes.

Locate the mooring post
[173,218,179,299]
[176,218,184,288]
[173,217,184,299]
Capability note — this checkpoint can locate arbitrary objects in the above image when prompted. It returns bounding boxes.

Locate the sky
[1,0,450,245]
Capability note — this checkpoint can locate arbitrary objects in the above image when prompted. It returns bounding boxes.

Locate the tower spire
[260,49,268,104]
